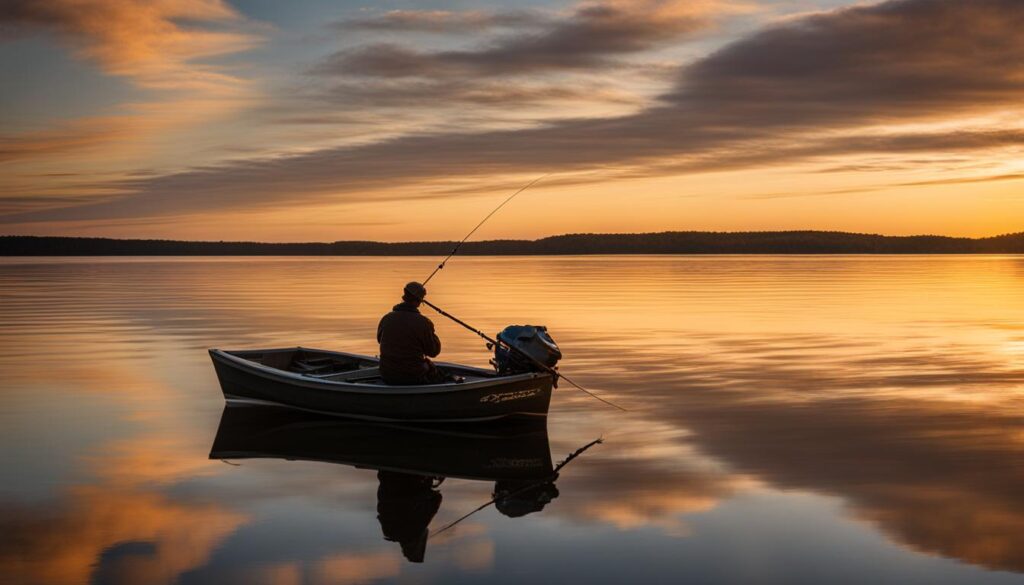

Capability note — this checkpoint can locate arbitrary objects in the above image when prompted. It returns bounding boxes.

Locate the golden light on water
[2,256,1024,582]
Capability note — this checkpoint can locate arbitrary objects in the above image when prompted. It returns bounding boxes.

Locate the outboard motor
[493,325,561,375]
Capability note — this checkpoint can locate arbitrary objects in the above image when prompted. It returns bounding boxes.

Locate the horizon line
[4,229,1024,245]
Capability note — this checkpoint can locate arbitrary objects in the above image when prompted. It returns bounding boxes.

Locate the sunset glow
[2,0,1022,241]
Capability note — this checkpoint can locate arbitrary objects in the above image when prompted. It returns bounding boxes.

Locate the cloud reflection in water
[0,255,1022,582]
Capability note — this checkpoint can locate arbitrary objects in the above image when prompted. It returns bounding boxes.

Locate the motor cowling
[493,325,561,374]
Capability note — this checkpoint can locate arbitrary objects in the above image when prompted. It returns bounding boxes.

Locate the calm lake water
[2,255,1023,584]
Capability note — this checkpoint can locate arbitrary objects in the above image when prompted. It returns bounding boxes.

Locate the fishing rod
[430,437,603,537]
[422,174,549,285]
[422,299,626,411]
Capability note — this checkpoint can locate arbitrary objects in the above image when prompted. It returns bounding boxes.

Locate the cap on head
[403,281,427,303]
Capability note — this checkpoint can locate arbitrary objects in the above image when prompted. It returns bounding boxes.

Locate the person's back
[377,282,442,385]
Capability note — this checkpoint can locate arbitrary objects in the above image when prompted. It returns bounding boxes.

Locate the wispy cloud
[0,116,133,163]
[306,0,731,119]
[0,0,261,92]
[0,0,267,208]
[317,78,643,110]
[318,1,727,78]
[336,9,547,34]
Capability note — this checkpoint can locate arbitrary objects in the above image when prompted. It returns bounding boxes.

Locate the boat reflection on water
[209,405,574,563]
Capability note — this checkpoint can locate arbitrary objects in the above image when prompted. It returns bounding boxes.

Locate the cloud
[746,168,1024,200]
[3,0,1024,226]
[0,116,133,163]
[309,1,714,116]
[318,78,642,110]
[896,171,1024,188]
[0,0,266,194]
[0,0,260,92]
[336,9,547,34]
[666,0,1024,126]
[0,95,266,204]
[318,1,719,78]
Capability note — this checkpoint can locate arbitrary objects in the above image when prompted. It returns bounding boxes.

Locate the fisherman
[377,282,445,385]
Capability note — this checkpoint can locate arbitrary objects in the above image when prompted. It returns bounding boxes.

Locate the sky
[0,0,1022,242]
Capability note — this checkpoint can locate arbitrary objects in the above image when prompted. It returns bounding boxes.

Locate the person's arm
[376,316,385,344]
[424,319,441,357]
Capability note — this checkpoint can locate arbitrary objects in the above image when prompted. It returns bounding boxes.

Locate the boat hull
[209,347,553,422]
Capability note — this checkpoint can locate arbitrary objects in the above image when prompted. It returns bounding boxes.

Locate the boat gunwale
[210,347,548,395]
[209,408,550,440]
[221,396,548,422]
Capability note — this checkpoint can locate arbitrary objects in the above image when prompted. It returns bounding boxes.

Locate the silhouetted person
[376,471,443,563]
[377,282,444,385]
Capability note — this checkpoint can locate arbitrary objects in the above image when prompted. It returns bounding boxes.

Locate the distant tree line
[2,231,1023,256]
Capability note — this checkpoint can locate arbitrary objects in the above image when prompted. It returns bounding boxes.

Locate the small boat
[209,346,554,422]
[209,404,554,481]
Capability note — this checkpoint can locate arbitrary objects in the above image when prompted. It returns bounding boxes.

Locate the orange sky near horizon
[1,0,1022,241]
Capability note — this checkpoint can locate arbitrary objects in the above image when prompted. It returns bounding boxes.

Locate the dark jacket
[377,302,441,383]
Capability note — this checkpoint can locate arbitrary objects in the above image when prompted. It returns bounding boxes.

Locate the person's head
[402,282,427,305]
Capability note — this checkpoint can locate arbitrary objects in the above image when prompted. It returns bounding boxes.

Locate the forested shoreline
[3,231,1023,255]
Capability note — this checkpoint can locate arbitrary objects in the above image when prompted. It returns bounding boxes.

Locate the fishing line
[423,174,549,285]
[414,171,627,411]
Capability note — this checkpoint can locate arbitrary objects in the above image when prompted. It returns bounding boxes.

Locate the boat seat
[308,367,381,382]
[299,356,333,364]
[293,361,336,374]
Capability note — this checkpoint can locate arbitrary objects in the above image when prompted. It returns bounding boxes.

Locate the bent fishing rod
[422,174,549,286]
[416,173,626,411]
